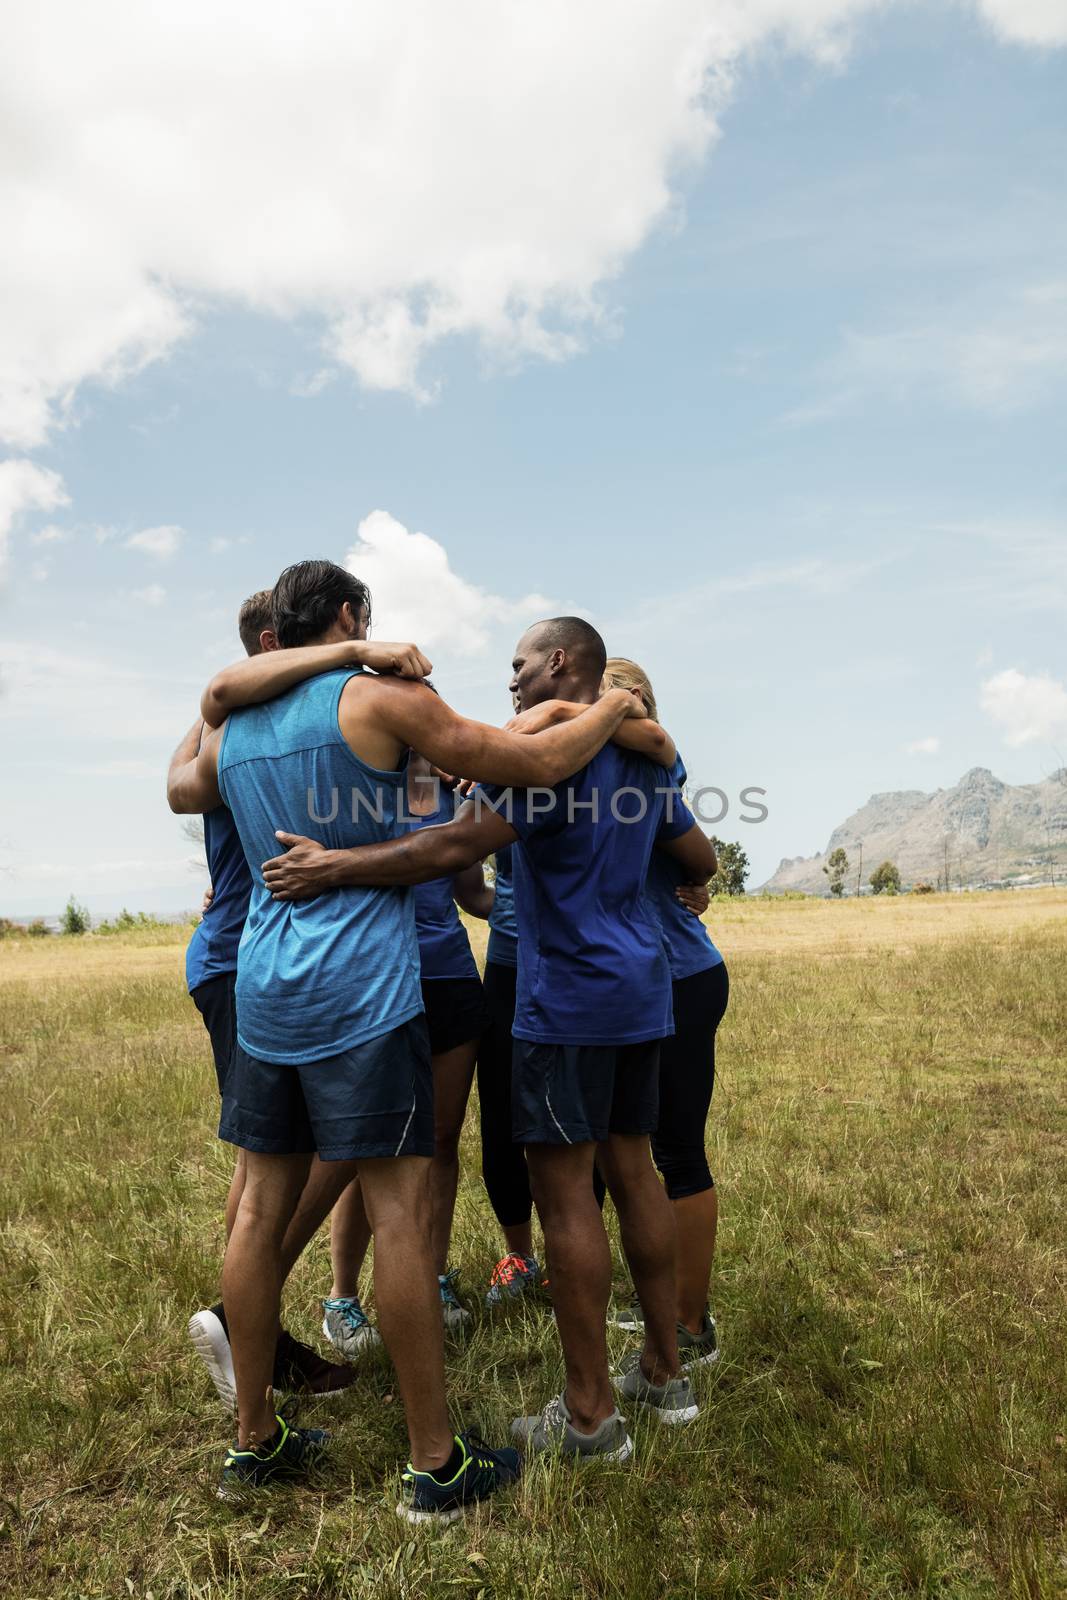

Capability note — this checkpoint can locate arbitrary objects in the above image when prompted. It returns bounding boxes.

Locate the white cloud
[980,667,1067,746]
[976,0,1067,45]
[31,523,68,546]
[905,735,940,754]
[796,279,1067,422]
[0,459,69,571]
[344,509,551,655]
[125,524,182,560]
[0,639,196,741]
[2,2,1063,448]
[129,583,167,607]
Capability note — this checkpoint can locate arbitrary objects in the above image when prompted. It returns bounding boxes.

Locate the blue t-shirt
[185,803,253,992]
[483,743,694,1046]
[487,844,518,969]
[647,754,723,982]
[218,668,423,1064]
[404,786,479,982]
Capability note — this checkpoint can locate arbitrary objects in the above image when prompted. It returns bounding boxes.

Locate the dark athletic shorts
[219,1014,433,1162]
[511,1037,660,1146]
[421,976,491,1057]
[191,971,237,1098]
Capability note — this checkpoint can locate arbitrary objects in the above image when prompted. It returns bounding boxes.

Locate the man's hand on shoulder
[356,641,433,679]
[504,703,564,736]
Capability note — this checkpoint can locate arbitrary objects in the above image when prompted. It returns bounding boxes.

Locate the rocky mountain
[761,767,1067,894]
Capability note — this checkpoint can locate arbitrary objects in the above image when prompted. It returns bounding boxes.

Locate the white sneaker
[188,1305,236,1409]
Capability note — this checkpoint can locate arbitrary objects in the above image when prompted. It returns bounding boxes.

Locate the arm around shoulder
[657,819,716,884]
[167,724,223,814]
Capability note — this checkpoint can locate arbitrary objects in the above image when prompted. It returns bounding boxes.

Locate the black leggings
[651,962,729,1200]
[477,961,532,1229]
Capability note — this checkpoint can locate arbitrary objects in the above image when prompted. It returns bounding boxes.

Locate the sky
[1,0,1066,915]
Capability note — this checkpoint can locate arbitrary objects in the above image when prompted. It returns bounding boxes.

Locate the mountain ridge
[760,767,1067,894]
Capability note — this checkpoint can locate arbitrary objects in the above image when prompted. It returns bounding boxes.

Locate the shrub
[97,908,174,935]
[26,919,51,937]
[870,861,902,896]
[61,896,91,936]
[911,881,935,895]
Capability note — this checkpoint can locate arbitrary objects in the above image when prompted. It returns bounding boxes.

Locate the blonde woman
[600,658,728,1366]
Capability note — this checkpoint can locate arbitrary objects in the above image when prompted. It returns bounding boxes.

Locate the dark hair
[536,615,607,679]
[271,560,371,648]
[238,588,274,656]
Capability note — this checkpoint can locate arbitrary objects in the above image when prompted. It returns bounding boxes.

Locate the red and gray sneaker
[273,1330,358,1399]
[485,1252,540,1307]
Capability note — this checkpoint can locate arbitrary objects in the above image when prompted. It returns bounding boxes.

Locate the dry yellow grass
[1,888,1064,1598]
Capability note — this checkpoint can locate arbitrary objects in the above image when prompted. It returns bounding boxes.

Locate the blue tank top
[185,804,253,992]
[404,786,479,982]
[217,668,423,1063]
[647,754,723,981]
[487,844,518,968]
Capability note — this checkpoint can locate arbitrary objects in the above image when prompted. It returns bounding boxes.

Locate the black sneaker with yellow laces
[396,1429,521,1525]
[217,1413,330,1501]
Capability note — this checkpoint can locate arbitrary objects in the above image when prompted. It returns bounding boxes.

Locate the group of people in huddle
[167,558,729,1522]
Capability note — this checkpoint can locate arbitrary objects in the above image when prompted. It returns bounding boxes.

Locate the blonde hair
[601,656,658,723]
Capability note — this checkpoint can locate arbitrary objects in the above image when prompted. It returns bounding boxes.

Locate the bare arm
[506,700,676,768]
[361,680,642,789]
[262,802,517,901]
[452,859,494,920]
[167,718,204,799]
[201,638,433,726]
[167,724,223,814]
[657,821,717,884]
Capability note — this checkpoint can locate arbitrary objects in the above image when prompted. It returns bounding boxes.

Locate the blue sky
[1,2,1065,914]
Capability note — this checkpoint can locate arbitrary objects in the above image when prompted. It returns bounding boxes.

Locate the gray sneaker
[439,1269,472,1331]
[614,1352,700,1425]
[511,1392,633,1461]
[321,1295,382,1361]
[609,1291,644,1331]
[677,1309,719,1369]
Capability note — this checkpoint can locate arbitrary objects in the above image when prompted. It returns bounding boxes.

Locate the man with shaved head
[261,614,717,1463]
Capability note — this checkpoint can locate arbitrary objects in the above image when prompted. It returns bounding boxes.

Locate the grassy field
[1,890,1065,1598]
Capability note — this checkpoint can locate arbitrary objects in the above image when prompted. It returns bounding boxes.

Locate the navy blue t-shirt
[647,754,723,981]
[404,787,479,982]
[486,845,518,968]
[186,804,254,993]
[483,743,694,1046]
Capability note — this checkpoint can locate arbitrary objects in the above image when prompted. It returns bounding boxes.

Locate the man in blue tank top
[172,589,380,1412]
[169,564,642,1517]
[258,617,716,1468]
